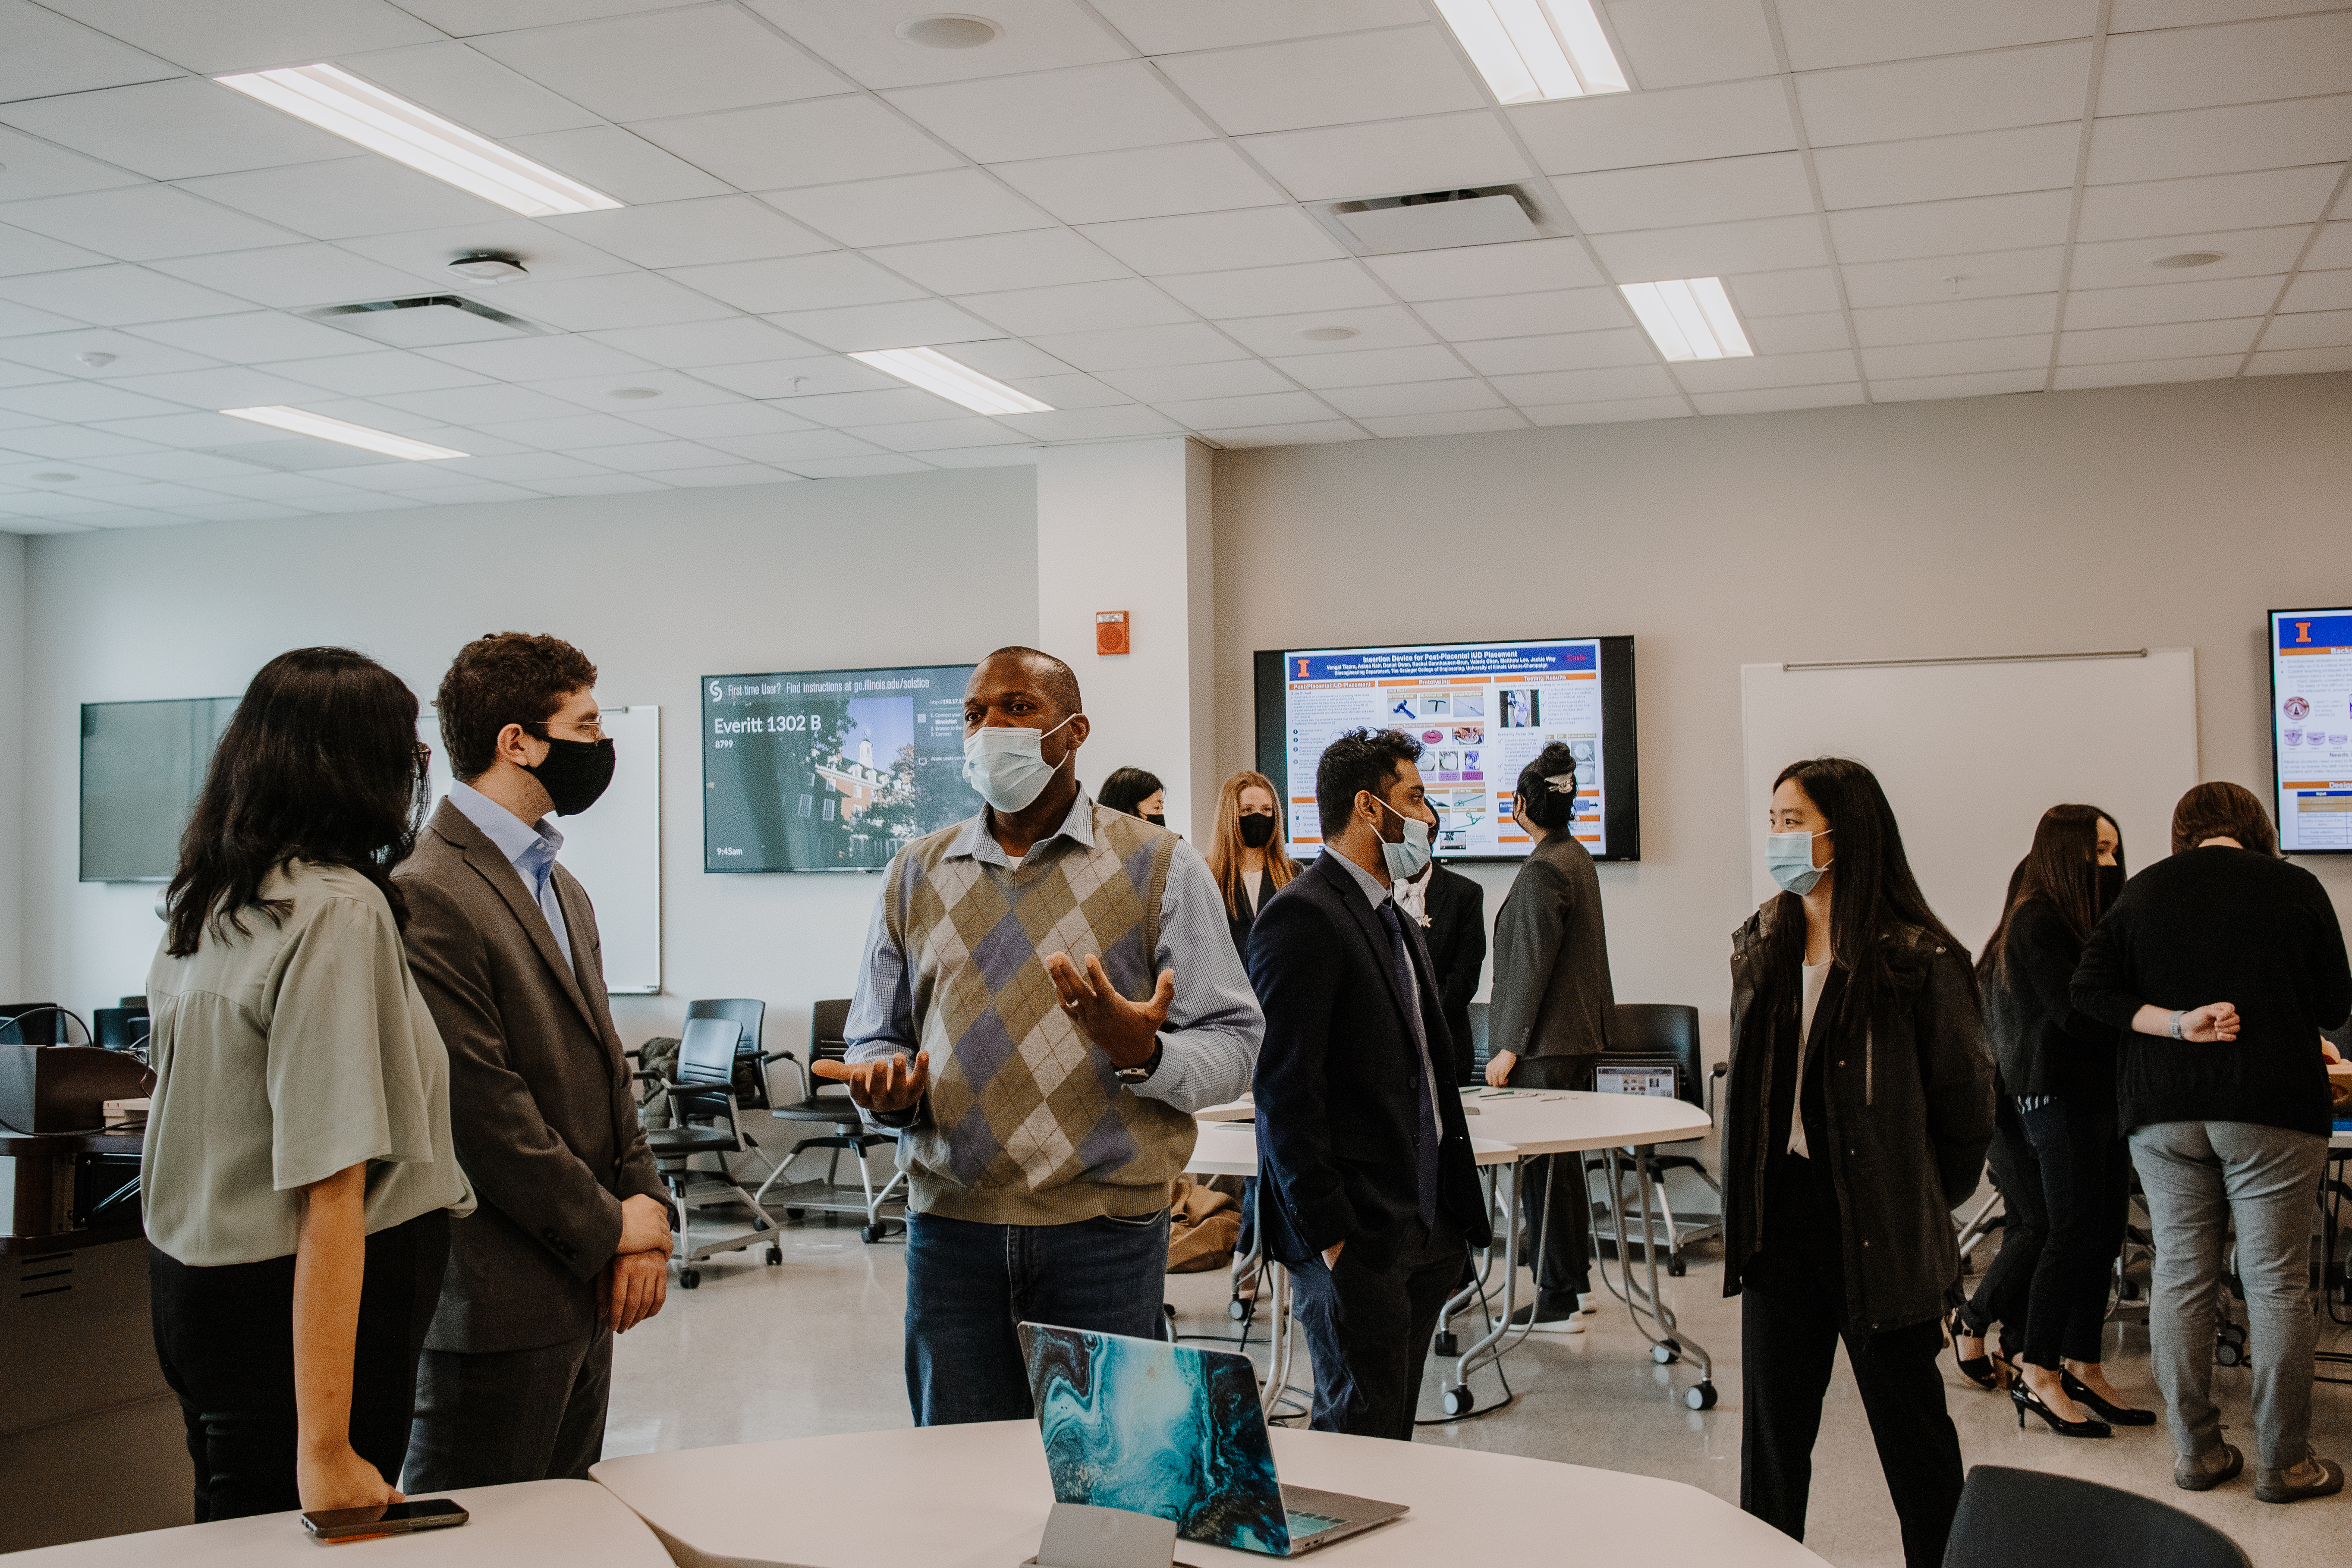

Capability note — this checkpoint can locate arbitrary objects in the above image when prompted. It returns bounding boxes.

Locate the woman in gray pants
[2072,781,2352,1503]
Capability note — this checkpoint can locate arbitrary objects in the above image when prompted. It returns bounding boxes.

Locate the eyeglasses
[538,719,608,742]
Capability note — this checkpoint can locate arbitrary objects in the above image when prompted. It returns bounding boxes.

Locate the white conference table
[591,1420,1827,1568]
[4,1480,672,1567]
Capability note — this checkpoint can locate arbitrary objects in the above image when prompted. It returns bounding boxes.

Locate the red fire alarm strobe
[1095,610,1129,656]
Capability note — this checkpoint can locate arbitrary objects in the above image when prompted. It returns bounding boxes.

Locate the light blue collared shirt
[845,792,1263,1117]
[447,778,573,978]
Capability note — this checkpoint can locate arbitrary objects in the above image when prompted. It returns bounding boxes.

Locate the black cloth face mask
[525,735,615,816]
[1237,813,1276,849]
[2097,862,2124,913]
[1144,813,1167,827]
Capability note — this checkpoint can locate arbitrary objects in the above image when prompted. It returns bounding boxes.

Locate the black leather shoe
[2062,1370,2157,1426]
[2012,1380,2111,1438]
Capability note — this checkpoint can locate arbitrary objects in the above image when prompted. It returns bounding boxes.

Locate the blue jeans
[903,1207,1171,1426]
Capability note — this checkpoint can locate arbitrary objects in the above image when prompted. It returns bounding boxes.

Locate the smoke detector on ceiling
[897,14,999,47]
[447,253,528,283]
[1314,185,1547,256]
[2150,251,2226,269]
[304,295,547,348]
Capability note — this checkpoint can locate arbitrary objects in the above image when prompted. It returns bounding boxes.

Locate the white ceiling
[0,0,2345,532]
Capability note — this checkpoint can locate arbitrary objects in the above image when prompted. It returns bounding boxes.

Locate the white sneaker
[1576,1292,1599,1315]
[1509,1303,1586,1334]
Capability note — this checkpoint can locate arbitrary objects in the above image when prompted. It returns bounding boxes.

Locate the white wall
[1214,372,2352,1056]
[19,469,1035,1052]
[0,530,23,998]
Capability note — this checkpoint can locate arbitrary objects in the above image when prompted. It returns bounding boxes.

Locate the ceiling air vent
[1319,185,1544,255]
[304,295,544,348]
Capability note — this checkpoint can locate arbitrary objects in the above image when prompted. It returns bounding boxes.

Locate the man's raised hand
[1044,952,1171,1071]
[811,1050,931,1113]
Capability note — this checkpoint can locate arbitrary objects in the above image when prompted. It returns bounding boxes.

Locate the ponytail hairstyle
[1512,742,1579,835]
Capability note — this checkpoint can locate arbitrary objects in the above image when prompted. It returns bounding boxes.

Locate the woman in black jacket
[1723,757,1995,1568]
[1970,804,2150,1436]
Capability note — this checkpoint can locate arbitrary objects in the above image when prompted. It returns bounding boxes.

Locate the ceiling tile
[2278,268,2352,313]
[500,125,733,204]
[1154,261,1390,318]
[761,298,1003,351]
[922,442,1044,466]
[1722,266,1846,315]
[0,187,302,262]
[1828,190,2073,264]
[2258,308,2352,350]
[2058,316,2263,363]
[1491,364,1680,404]
[666,251,926,314]
[0,77,357,182]
[1153,390,1335,427]
[1094,359,1294,402]
[542,197,833,270]
[1364,238,1606,300]
[252,348,492,394]
[1553,152,1816,233]
[1079,207,1344,275]
[741,0,1127,90]
[1510,79,1799,176]
[956,278,1193,336]
[418,334,655,379]
[631,99,962,192]
[433,450,619,484]
[0,222,113,278]
[178,159,516,240]
[1852,292,2059,345]
[475,409,673,448]
[865,229,1130,295]
[642,462,809,486]
[1672,348,1858,391]
[0,264,251,325]
[690,353,898,397]
[738,388,955,429]
[1839,245,2065,306]
[884,62,1214,164]
[1813,123,2083,211]
[620,400,815,438]
[0,424,161,457]
[1859,333,2050,378]
[104,363,343,409]
[0,380,189,421]
[1451,328,1654,374]
[1794,44,2092,148]
[1212,304,1434,356]
[1414,287,1631,339]
[0,0,177,101]
[763,169,1055,248]
[472,8,843,122]
[2087,97,2352,188]
[989,142,1289,226]
[2051,352,2242,387]
[2113,0,2352,29]
[2064,273,2286,330]
[699,428,888,462]
[41,0,441,72]
[1747,310,1854,354]
[2097,14,2352,116]
[82,408,296,445]
[0,327,218,378]
[336,218,635,285]
[523,366,742,409]
[1355,409,1527,437]
[1023,322,1252,371]
[770,454,932,478]
[584,317,820,367]
[1089,0,1424,53]
[504,470,664,496]
[85,448,273,481]
[934,338,1082,379]
[2077,165,2343,243]
[151,244,447,308]
[1157,28,1484,138]
[993,405,1184,440]
[1589,214,1831,279]
[473,272,738,330]
[1270,344,1472,386]
[1319,380,1504,418]
[2069,224,2317,288]
[1690,384,1863,414]
[376,383,591,424]
[333,40,603,138]
[2248,343,2352,376]
[0,299,85,335]
[1192,419,1366,446]
[0,128,145,203]
[1869,368,2046,402]
[1608,0,1780,89]
[1239,114,1531,204]
[1776,0,2098,70]
[842,417,1034,452]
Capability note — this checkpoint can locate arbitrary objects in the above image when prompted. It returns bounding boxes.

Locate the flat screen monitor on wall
[703,663,980,872]
[1254,636,1640,863]
[81,697,239,882]
[2271,607,2352,855]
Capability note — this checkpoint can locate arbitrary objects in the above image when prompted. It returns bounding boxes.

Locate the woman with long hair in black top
[1968,804,2152,1436]
[1722,757,1995,1568]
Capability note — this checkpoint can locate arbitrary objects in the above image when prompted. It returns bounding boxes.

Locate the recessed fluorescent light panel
[214,63,620,217]
[1435,0,1629,103]
[848,348,1053,416]
[221,406,466,460]
[1618,277,1754,361]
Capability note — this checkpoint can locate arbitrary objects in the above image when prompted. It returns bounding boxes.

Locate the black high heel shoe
[2062,1370,2158,1426]
[2013,1379,2112,1438]
[1946,1311,2001,1391]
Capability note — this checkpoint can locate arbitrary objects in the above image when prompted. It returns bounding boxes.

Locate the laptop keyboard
[1285,1510,1343,1541]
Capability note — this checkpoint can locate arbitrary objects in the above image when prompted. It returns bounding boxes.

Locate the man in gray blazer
[400,632,670,1490]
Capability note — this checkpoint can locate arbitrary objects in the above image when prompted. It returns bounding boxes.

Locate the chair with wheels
[639,1016,782,1288]
[752,998,909,1243]
[1943,1464,2248,1568]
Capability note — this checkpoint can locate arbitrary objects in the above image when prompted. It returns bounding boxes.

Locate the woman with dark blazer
[1722,756,1994,1568]
[1206,769,1299,960]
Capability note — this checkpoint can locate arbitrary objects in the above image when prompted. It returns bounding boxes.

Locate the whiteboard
[1741,651,2198,956]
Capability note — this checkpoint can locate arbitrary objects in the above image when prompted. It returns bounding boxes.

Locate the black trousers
[1289,1216,1466,1440]
[1740,1156,1963,1568]
[147,1210,449,1523]
[1957,1098,2045,1359]
[405,1328,616,1489]
[1509,1055,1591,1298]
[2018,1096,2129,1369]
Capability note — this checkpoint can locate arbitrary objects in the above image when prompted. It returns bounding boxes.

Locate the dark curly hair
[1315,727,1424,840]
[436,632,597,781]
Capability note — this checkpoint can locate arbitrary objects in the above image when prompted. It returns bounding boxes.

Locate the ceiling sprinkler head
[1295,325,1360,342]
[448,253,528,282]
[897,14,1000,47]
[2150,251,2226,270]
[608,387,660,399]
[77,350,117,368]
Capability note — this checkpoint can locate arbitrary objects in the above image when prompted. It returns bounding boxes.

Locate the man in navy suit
[1247,728,1492,1439]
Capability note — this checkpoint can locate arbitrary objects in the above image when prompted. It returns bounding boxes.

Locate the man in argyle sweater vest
[828,648,1263,1424]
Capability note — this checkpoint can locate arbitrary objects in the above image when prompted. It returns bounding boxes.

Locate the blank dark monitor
[80,698,239,883]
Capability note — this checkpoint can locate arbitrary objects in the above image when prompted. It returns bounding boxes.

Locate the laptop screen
[1019,1323,1295,1555]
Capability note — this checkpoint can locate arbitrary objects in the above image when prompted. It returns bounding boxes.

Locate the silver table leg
[1600,1144,1717,1409]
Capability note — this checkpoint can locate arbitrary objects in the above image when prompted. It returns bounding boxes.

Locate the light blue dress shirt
[447,778,574,978]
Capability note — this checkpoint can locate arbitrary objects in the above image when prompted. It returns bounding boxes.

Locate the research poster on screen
[1278,638,1609,858]
[2273,610,2352,855]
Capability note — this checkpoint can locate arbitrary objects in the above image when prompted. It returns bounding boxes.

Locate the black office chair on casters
[754,998,909,1243]
[1943,1466,2248,1568]
[638,1017,782,1289]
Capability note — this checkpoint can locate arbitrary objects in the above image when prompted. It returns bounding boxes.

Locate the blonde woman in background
[1207,770,1299,961]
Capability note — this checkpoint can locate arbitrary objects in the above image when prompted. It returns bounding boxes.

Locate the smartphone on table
[300,1498,469,1542]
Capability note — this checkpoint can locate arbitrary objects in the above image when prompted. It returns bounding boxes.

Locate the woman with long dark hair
[1723,757,1994,1568]
[1968,804,2150,1436]
[143,648,473,1521]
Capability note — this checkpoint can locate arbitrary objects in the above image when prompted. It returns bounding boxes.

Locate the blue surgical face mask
[961,714,1077,814]
[1374,796,1434,882]
[1766,828,1832,896]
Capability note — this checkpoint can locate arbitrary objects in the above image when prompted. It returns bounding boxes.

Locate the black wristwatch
[1116,1040,1165,1084]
